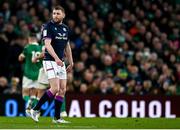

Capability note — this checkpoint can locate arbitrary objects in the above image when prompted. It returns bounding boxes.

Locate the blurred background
[0,0,180,118]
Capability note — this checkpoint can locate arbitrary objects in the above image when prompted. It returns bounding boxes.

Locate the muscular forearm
[44,39,63,66]
[65,42,73,65]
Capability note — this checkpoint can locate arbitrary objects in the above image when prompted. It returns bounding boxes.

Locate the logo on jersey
[55,33,68,40]
[58,33,66,37]
[43,30,47,37]
[55,27,57,30]
[63,28,67,32]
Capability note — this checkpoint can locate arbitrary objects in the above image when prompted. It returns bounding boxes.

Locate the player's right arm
[44,39,63,67]
[18,45,28,62]
[43,24,63,67]
[18,46,27,62]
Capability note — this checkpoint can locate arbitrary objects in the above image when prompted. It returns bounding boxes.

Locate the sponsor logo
[43,30,47,37]
[55,33,68,40]
[68,100,176,118]
[63,27,67,32]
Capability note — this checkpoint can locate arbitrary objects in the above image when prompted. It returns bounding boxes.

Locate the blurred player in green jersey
[18,33,42,115]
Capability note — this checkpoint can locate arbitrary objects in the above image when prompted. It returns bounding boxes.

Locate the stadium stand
[0,0,179,95]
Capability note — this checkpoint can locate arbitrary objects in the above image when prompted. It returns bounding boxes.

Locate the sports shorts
[43,61,67,80]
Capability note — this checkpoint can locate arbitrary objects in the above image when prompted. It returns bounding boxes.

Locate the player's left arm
[18,46,27,62]
[65,41,74,72]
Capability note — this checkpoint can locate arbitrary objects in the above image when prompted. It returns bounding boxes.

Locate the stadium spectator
[3,77,21,94]
[0,76,9,93]
[0,0,179,95]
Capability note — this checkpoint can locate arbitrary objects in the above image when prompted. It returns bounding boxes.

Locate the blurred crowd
[0,0,180,95]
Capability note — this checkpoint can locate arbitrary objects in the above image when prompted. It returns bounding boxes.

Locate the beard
[53,17,63,24]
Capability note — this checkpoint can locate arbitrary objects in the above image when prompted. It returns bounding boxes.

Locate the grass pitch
[0,117,180,129]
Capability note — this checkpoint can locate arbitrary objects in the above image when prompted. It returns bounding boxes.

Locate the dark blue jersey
[42,21,70,61]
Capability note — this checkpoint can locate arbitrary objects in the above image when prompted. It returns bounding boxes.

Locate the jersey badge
[63,28,67,32]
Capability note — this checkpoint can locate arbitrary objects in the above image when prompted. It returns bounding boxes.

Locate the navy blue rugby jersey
[42,20,70,61]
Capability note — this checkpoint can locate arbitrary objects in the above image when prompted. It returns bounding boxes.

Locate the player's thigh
[43,61,61,94]
[58,62,67,80]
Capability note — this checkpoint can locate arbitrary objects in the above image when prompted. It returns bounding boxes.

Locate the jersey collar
[31,42,39,45]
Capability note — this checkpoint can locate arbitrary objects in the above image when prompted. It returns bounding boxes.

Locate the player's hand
[55,58,64,67]
[32,57,38,63]
[66,63,74,72]
[18,53,25,62]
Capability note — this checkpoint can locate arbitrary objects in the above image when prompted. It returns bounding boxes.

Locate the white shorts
[38,67,49,84]
[43,61,67,80]
[22,76,38,89]
[37,67,49,89]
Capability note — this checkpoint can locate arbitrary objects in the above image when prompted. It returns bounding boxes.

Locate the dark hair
[29,33,37,39]
[53,5,65,13]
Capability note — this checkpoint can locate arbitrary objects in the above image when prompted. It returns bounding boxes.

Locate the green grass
[0,117,180,129]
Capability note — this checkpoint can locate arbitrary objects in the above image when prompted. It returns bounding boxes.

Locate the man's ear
[63,13,66,19]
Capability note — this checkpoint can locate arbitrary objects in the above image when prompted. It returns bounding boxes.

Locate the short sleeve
[42,24,52,40]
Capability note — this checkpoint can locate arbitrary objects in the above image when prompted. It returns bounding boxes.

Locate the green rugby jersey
[22,43,42,80]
